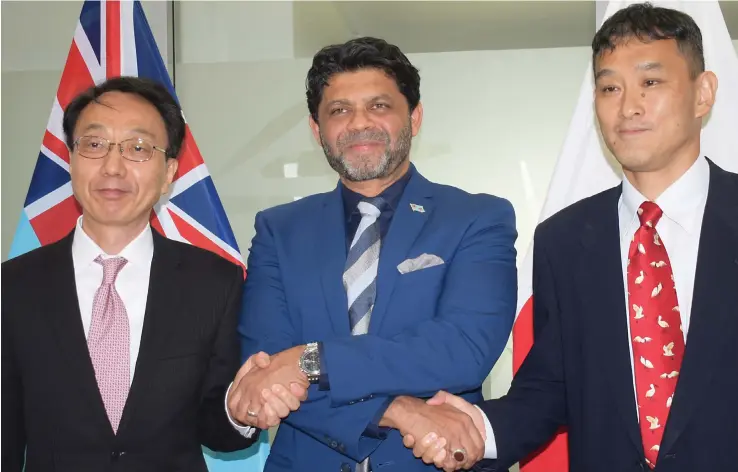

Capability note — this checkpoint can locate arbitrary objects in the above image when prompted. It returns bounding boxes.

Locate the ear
[308,115,323,147]
[410,101,424,137]
[694,70,718,119]
[160,158,179,195]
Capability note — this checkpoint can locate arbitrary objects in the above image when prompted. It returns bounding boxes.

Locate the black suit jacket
[478,159,738,472]
[1,230,257,472]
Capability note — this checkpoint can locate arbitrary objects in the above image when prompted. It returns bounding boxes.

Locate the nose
[347,108,373,131]
[619,86,645,119]
[100,143,126,176]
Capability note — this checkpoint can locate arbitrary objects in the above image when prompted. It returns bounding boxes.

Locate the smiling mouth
[347,141,384,149]
[618,128,650,136]
[96,188,130,199]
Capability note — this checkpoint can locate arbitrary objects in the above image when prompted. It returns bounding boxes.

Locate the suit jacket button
[110,451,124,461]
[330,440,338,448]
[340,463,352,472]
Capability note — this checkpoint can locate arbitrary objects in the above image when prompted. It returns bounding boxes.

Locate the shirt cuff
[362,397,394,439]
[318,342,330,391]
[225,382,257,439]
[475,405,498,459]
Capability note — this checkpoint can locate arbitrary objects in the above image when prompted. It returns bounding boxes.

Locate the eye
[600,85,618,93]
[644,79,659,87]
[372,103,389,109]
[330,108,347,116]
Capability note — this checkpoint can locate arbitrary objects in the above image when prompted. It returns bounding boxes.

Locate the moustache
[337,129,390,148]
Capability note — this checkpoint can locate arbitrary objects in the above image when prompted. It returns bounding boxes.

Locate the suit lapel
[577,187,644,456]
[47,232,115,437]
[660,161,738,453]
[117,231,184,434]
[369,171,433,334]
[319,186,352,334]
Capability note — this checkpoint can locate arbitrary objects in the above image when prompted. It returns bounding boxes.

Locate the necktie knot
[95,256,128,285]
[638,201,663,229]
[358,197,384,219]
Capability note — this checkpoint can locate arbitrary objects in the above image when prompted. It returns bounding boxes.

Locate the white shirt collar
[621,156,710,236]
[71,215,154,269]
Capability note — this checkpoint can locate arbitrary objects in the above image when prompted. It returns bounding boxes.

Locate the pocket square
[397,253,445,274]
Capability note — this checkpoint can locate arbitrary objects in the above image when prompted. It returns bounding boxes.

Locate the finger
[262,388,291,418]
[403,434,416,448]
[271,384,301,411]
[421,437,446,464]
[431,448,448,469]
[413,432,437,458]
[261,401,281,429]
[426,390,448,406]
[289,382,308,400]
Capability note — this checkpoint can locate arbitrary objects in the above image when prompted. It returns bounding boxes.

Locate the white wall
[2,0,738,404]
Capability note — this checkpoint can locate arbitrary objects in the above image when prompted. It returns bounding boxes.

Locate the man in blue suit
[226,37,518,472]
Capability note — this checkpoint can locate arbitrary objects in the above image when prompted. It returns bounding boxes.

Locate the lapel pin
[410,203,425,213]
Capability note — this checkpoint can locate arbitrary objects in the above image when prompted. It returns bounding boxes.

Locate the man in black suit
[2,77,261,471]
[406,3,738,472]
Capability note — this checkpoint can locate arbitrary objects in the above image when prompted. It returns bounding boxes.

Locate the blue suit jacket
[239,167,518,472]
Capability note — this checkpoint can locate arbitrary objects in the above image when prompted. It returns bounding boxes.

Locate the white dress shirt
[480,156,709,459]
[71,216,153,386]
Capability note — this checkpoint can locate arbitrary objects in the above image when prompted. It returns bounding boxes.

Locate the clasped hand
[398,392,487,472]
[227,348,309,430]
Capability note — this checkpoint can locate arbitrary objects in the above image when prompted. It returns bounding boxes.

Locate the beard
[321,122,412,182]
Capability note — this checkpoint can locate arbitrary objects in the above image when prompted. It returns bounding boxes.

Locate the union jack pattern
[10,0,243,272]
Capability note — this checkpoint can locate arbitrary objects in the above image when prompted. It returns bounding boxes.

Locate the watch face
[301,350,320,375]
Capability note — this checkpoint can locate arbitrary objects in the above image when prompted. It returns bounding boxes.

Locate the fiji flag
[7,0,270,470]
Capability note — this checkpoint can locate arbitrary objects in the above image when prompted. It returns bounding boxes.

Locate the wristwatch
[299,342,321,384]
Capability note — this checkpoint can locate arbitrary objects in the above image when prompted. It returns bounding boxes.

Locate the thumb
[234,351,269,386]
[254,351,271,369]
[441,392,473,414]
[426,390,449,406]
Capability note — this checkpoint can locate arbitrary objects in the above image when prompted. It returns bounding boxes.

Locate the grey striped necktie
[343,198,383,472]
[344,198,384,336]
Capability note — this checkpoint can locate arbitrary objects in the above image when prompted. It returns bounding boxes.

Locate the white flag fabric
[512,2,738,470]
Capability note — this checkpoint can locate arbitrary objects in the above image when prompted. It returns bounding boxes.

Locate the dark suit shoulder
[158,234,242,272]
[1,234,71,281]
[535,185,621,244]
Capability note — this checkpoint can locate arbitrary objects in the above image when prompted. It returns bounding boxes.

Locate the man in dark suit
[407,3,738,472]
[1,77,258,471]
[225,37,518,472]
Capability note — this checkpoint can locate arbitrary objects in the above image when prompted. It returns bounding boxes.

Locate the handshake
[227,349,487,472]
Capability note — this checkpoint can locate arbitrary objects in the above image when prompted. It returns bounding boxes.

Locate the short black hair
[592,2,704,78]
[62,76,186,159]
[305,37,421,122]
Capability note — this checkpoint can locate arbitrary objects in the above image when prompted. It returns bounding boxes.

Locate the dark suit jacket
[478,159,738,472]
[1,229,257,472]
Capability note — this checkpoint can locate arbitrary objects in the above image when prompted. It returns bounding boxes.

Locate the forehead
[76,91,165,134]
[595,38,688,74]
[321,68,403,103]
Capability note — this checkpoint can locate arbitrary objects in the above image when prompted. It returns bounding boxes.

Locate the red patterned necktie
[627,202,684,468]
[87,256,130,434]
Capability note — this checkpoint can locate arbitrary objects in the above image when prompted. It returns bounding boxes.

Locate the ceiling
[292,1,738,57]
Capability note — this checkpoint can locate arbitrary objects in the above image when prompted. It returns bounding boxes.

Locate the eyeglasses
[73,136,168,162]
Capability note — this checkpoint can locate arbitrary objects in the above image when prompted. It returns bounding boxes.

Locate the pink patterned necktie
[87,255,130,434]
[627,202,684,468]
